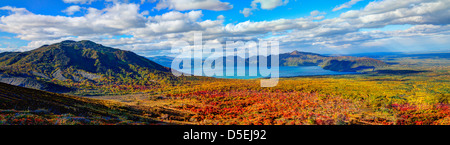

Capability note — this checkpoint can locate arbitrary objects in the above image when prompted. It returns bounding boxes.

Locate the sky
[0,0,449,57]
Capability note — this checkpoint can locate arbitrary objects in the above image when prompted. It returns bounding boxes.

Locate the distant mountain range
[0,40,174,93]
[332,52,450,59]
[148,50,388,72]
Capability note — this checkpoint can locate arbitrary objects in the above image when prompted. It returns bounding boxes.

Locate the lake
[174,66,359,79]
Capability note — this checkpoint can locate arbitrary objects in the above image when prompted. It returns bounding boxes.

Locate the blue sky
[0,0,367,21]
[0,0,449,56]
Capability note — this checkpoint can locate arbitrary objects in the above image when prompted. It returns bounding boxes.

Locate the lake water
[174,66,358,79]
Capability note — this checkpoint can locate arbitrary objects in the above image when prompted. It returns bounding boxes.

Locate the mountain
[0,40,169,75]
[148,50,387,72]
[0,40,176,93]
[321,56,387,72]
[146,56,175,68]
[278,50,328,66]
[277,51,387,72]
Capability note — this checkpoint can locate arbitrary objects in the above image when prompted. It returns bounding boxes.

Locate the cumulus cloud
[130,10,206,38]
[62,5,82,15]
[240,0,289,17]
[333,0,363,11]
[0,6,30,14]
[253,0,289,10]
[239,8,254,17]
[310,10,326,20]
[341,0,450,26]
[154,0,233,11]
[0,3,146,40]
[257,0,450,52]
[217,15,225,20]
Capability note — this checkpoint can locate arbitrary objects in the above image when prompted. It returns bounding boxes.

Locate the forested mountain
[0,40,177,94]
[277,51,387,72]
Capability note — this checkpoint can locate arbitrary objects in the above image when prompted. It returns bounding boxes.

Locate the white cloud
[256,0,450,52]
[0,3,146,40]
[252,0,289,10]
[333,0,363,12]
[217,15,225,20]
[341,0,450,26]
[240,0,289,17]
[310,10,321,16]
[239,8,254,17]
[154,0,233,11]
[224,18,315,35]
[131,10,204,37]
[63,0,97,4]
[0,6,30,14]
[62,5,82,15]
[310,10,326,20]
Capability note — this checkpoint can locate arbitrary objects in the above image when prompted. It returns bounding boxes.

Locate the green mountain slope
[0,40,177,94]
[0,40,169,76]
